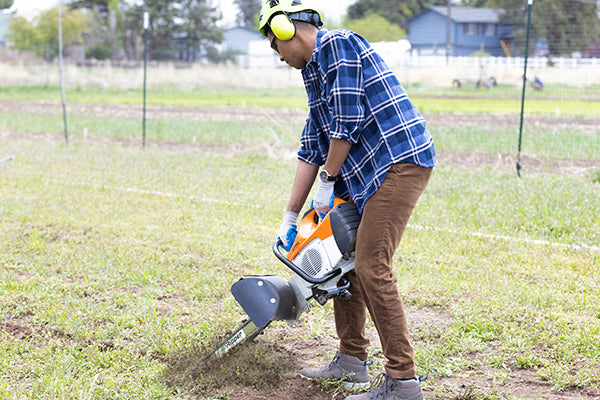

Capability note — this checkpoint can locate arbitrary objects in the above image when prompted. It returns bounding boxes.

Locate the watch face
[320,170,336,182]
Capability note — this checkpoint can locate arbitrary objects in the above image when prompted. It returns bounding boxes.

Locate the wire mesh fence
[512,0,600,115]
[1,0,598,171]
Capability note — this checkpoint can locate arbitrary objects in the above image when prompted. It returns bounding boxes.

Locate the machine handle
[273,239,342,284]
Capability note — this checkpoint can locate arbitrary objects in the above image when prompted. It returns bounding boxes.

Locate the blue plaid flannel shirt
[299,29,436,213]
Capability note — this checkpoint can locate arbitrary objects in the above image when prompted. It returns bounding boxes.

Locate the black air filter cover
[329,202,361,258]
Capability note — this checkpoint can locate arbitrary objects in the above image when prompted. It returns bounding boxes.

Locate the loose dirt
[163,308,600,400]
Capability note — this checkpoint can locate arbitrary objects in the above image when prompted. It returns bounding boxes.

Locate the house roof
[427,6,500,24]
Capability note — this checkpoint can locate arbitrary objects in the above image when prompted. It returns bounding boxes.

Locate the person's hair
[293,19,319,32]
[263,24,273,37]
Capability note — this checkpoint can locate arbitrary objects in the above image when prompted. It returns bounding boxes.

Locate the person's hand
[312,179,335,218]
[277,211,298,251]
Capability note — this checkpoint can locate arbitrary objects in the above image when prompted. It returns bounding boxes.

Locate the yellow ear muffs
[270,13,296,41]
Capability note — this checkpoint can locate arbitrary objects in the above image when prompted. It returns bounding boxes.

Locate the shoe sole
[299,373,371,389]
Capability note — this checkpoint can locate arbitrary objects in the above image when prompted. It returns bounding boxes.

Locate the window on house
[464,23,477,35]
[485,23,496,36]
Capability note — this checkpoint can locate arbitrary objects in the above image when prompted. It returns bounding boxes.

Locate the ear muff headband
[269,11,323,41]
[270,13,296,41]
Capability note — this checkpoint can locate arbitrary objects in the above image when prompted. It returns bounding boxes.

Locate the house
[223,26,278,67]
[407,6,513,57]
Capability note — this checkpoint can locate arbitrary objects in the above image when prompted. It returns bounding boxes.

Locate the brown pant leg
[335,268,370,361]
[334,162,432,379]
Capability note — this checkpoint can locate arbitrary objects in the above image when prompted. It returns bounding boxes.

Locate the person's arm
[286,160,319,213]
[323,138,352,177]
[277,160,318,250]
[311,138,352,216]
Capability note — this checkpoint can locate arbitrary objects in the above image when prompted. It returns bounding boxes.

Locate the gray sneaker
[300,352,371,389]
[345,372,426,400]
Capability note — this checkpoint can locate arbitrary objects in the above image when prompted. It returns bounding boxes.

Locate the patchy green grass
[1,117,599,399]
[0,84,308,109]
[1,109,598,163]
[0,110,302,145]
[0,82,597,116]
[1,71,599,398]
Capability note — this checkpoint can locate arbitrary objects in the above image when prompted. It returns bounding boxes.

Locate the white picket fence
[378,54,600,87]
[403,55,600,69]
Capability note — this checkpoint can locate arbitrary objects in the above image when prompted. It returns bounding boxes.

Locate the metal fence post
[516,0,533,177]
[58,0,68,145]
[142,11,149,148]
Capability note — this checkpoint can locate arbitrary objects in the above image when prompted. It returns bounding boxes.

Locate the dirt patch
[1,318,34,340]
[442,367,600,400]
[162,307,600,400]
[0,100,306,124]
[436,150,600,178]
[162,307,442,400]
[4,310,598,399]
[2,100,599,134]
[0,316,117,353]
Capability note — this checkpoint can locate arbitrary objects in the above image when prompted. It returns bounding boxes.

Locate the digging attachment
[202,275,298,361]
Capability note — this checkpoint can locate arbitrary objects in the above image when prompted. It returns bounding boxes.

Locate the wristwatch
[319,169,338,182]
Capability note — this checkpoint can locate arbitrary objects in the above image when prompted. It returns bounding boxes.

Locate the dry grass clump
[0,61,304,90]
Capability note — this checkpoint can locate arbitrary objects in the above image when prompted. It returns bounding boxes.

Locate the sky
[7,0,356,26]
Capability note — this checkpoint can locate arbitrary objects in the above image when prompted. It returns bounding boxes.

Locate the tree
[177,0,224,62]
[121,0,223,62]
[8,17,40,52]
[458,0,489,6]
[67,0,110,17]
[234,0,261,28]
[344,13,406,42]
[0,0,13,10]
[128,0,178,60]
[9,7,88,60]
[347,0,447,27]
[67,0,122,60]
[83,9,121,59]
[486,0,600,56]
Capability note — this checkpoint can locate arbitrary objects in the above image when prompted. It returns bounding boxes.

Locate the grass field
[1,65,600,399]
[1,83,598,116]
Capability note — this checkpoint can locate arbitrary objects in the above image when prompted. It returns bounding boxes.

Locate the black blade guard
[231,275,298,329]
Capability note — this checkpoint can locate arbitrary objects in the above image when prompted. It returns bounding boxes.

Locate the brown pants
[334,162,433,380]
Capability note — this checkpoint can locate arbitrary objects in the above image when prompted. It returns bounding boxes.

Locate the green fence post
[58,0,68,145]
[516,0,533,177]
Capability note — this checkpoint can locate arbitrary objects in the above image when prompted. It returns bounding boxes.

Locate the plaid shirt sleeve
[298,31,367,166]
[299,30,435,212]
[319,34,366,145]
